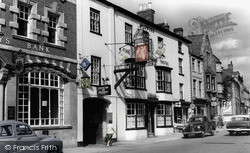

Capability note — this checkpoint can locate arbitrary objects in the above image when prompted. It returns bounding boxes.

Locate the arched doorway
[83,98,108,145]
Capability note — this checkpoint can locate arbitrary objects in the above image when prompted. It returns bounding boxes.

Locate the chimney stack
[228,61,233,72]
[137,2,155,23]
[173,28,183,36]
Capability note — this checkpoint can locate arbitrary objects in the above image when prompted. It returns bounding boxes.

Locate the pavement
[63,127,226,153]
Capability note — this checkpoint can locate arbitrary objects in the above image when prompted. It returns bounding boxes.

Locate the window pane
[41,89,49,119]
[90,9,100,33]
[51,89,58,118]
[157,115,165,126]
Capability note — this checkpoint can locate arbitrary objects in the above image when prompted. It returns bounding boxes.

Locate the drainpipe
[113,7,118,141]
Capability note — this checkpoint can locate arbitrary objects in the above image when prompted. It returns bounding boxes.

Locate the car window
[231,117,250,121]
[190,117,203,122]
[0,125,13,137]
[16,124,32,135]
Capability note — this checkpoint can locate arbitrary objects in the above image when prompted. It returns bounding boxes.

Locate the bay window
[156,68,172,93]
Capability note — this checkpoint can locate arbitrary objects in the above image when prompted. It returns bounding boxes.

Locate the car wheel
[210,130,215,136]
[229,131,233,136]
[183,134,188,138]
[200,131,205,138]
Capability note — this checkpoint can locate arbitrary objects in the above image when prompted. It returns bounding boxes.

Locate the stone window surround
[9,0,40,40]
[0,0,6,33]
[8,1,67,47]
[42,2,67,47]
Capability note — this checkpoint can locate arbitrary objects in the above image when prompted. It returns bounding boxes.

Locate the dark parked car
[182,115,216,138]
[0,120,62,153]
[226,115,250,135]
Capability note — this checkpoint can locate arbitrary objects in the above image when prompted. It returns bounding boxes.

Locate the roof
[97,0,191,44]
[213,54,221,63]
[186,34,204,57]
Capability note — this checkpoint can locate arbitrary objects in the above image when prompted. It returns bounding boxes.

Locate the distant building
[189,43,206,116]
[187,34,218,120]
[222,61,249,118]
[213,55,223,116]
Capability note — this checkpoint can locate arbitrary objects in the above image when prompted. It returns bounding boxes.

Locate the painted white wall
[77,0,192,141]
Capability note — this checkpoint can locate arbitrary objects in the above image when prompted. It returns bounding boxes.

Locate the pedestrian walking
[106,120,116,147]
[218,115,224,128]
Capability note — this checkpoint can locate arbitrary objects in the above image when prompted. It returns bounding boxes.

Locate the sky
[108,0,250,89]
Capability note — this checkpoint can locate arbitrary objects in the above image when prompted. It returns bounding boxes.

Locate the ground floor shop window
[18,72,64,126]
[126,103,146,129]
[157,104,173,127]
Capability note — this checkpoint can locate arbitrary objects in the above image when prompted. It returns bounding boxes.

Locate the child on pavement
[106,120,116,147]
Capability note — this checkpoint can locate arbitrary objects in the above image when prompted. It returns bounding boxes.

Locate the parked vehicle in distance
[0,120,62,153]
[226,115,250,135]
[182,115,216,138]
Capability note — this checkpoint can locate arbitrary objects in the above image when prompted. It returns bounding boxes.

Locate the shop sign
[134,27,149,63]
[135,44,148,62]
[97,85,111,96]
[81,77,90,88]
[80,58,90,71]
[27,43,50,53]
[0,37,10,44]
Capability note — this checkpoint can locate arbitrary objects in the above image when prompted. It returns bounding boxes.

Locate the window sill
[90,30,102,36]
[44,42,66,50]
[126,127,147,130]
[156,125,173,128]
[31,124,72,131]
[156,91,172,94]
[125,87,147,91]
[178,52,184,55]
[179,73,184,76]
[12,34,39,44]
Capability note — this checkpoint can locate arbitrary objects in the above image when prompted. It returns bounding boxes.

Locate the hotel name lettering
[0,37,50,53]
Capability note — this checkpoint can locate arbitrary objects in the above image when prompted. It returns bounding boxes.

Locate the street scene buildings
[0,0,250,149]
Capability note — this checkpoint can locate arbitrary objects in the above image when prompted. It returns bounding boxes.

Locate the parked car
[226,115,250,135]
[182,115,216,138]
[0,120,62,153]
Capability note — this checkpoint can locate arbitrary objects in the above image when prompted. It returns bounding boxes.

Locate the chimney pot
[143,3,147,10]
[173,28,184,36]
[148,2,152,9]
[139,4,143,11]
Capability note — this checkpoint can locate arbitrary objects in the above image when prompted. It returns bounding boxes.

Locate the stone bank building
[0,0,77,147]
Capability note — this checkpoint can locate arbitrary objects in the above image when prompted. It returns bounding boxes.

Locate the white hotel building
[77,0,192,146]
